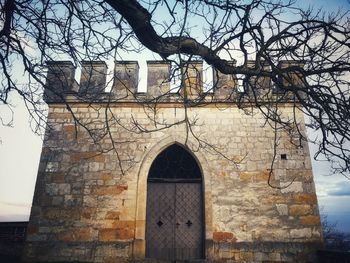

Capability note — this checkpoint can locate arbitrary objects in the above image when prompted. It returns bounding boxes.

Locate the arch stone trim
[132,135,214,259]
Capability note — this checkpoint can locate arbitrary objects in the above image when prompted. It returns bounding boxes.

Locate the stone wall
[23,103,322,262]
[23,60,323,262]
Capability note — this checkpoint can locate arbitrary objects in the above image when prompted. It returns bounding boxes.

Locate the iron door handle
[176,222,180,228]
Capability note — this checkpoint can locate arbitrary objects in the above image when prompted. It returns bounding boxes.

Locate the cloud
[327,182,350,196]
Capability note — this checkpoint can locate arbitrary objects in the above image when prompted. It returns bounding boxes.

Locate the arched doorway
[145,144,204,260]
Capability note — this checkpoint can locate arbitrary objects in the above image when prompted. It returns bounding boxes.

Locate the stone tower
[23,60,323,262]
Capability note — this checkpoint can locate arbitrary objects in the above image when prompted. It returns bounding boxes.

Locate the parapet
[44,60,304,103]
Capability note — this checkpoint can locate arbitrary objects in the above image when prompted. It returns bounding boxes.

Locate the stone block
[239,170,270,182]
[58,183,71,195]
[44,208,80,220]
[300,215,321,226]
[290,228,312,239]
[101,173,113,182]
[81,208,96,220]
[70,152,105,162]
[281,181,303,193]
[289,204,312,216]
[26,234,48,242]
[92,185,128,196]
[213,231,237,243]
[293,193,317,204]
[240,251,254,261]
[50,173,65,183]
[58,228,94,241]
[105,211,121,220]
[276,204,288,216]
[84,195,99,207]
[52,196,64,205]
[27,225,39,235]
[99,228,134,241]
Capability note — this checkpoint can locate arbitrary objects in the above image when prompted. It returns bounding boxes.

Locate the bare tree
[0,0,349,177]
[321,213,350,251]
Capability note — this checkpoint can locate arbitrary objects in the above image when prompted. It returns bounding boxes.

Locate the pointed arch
[132,135,214,259]
[148,143,202,181]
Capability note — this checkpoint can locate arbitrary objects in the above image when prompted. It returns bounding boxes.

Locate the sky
[0,0,349,234]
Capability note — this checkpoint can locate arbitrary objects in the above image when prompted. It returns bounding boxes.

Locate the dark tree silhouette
[0,0,349,176]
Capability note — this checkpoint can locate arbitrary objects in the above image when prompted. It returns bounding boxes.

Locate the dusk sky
[0,0,349,234]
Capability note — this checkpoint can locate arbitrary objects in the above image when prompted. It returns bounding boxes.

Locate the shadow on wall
[0,222,27,263]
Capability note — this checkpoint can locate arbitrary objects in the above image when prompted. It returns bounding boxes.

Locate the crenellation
[246,60,272,96]
[213,60,237,100]
[42,60,308,105]
[181,61,203,99]
[45,61,76,102]
[146,60,171,98]
[79,61,107,95]
[112,61,139,99]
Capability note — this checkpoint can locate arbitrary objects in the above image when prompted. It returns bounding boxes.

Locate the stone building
[23,60,323,262]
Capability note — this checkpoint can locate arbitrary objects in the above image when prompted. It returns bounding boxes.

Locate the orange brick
[239,171,269,182]
[293,193,317,204]
[289,205,312,216]
[262,194,288,205]
[101,173,113,181]
[213,231,237,243]
[92,185,128,196]
[59,228,93,241]
[99,228,134,241]
[63,125,76,133]
[27,225,38,235]
[218,171,228,177]
[300,215,321,225]
[105,211,120,220]
[50,173,65,183]
[49,112,72,119]
[81,208,96,220]
[111,220,134,229]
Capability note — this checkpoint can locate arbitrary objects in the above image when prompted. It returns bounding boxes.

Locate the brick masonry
[23,61,323,262]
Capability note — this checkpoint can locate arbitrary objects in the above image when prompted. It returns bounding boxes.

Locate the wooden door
[146,182,203,260]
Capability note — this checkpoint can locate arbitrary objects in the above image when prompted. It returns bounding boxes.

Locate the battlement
[44,60,304,103]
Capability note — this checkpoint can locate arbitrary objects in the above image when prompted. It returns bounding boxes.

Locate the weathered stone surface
[213,232,237,243]
[276,204,288,216]
[99,228,134,241]
[58,228,94,241]
[239,170,270,182]
[290,228,312,238]
[281,181,303,193]
[300,215,321,226]
[105,211,121,220]
[91,185,128,195]
[289,204,312,216]
[293,193,318,204]
[70,152,105,162]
